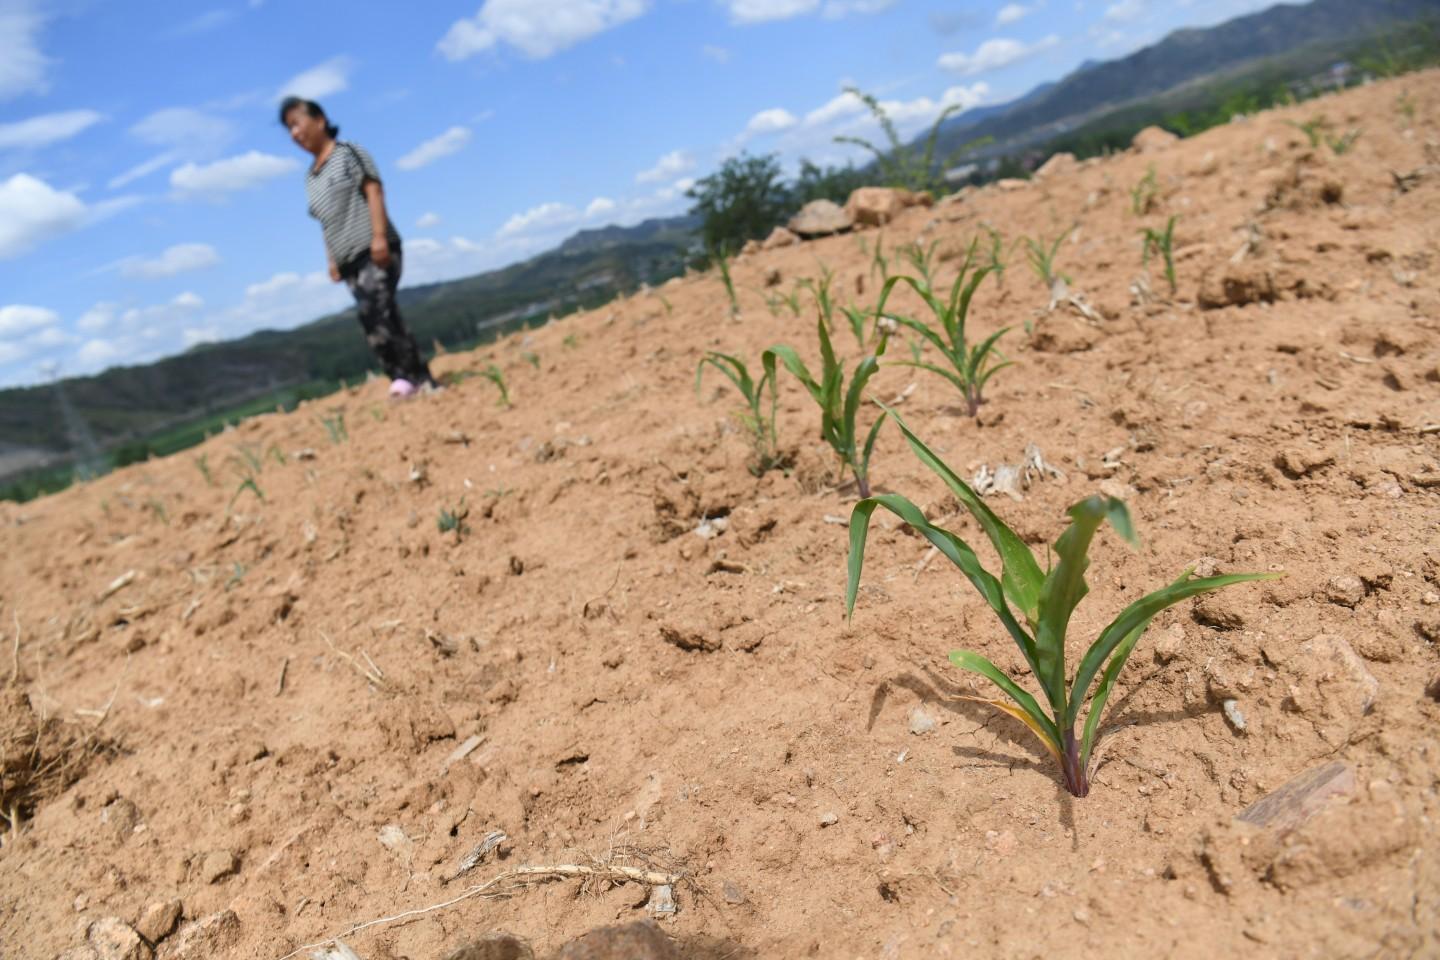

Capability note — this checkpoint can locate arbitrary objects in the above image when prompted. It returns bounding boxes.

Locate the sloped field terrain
[2,73,1438,960]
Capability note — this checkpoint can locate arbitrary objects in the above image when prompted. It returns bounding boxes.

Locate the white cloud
[0,304,58,336]
[804,90,865,127]
[277,56,353,101]
[26,325,74,348]
[585,196,616,217]
[131,107,233,153]
[0,173,87,259]
[230,269,349,332]
[108,154,177,190]
[996,3,1030,24]
[745,107,798,136]
[0,1,49,101]
[722,0,893,22]
[170,151,299,200]
[701,44,731,63]
[0,110,103,150]
[438,0,650,61]
[416,211,442,229]
[498,201,579,238]
[77,338,128,369]
[181,325,222,347]
[1105,0,1147,22]
[172,291,204,309]
[821,0,896,16]
[77,302,116,332]
[395,126,471,171]
[171,9,236,37]
[937,34,1059,75]
[636,149,695,184]
[117,242,221,279]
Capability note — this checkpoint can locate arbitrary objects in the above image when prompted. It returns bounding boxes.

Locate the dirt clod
[555,921,676,960]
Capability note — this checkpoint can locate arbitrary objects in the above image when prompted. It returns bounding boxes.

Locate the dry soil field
[2,72,1439,960]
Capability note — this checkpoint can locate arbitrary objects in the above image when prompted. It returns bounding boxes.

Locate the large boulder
[788,199,852,237]
[844,187,931,227]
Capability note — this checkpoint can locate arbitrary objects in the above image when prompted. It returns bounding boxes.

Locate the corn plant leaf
[1034,496,1134,712]
[696,352,754,399]
[880,405,1045,625]
[842,355,882,447]
[860,409,888,479]
[949,650,1061,754]
[875,274,943,323]
[847,493,1041,679]
[761,345,822,404]
[962,696,1064,763]
[887,359,969,395]
[1078,604,1167,771]
[883,314,952,362]
[1066,570,1281,729]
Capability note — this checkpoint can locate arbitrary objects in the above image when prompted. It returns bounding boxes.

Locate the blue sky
[0,0,1277,388]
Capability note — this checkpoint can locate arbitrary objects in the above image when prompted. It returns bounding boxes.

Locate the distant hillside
[931,0,1436,159]
[0,215,698,488]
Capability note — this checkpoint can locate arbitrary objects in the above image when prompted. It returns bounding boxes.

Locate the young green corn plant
[872,239,1010,418]
[696,352,780,475]
[763,319,888,498]
[1286,116,1327,148]
[318,411,347,445]
[839,304,871,350]
[1020,228,1073,290]
[897,239,941,289]
[846,409,1279,797]
[1130,165,1159,216]
[482,364,511,408]
[711,246,741,318]
[1139,215,1179,296]
[438,499,470,538]
[983,227,1007,289]
[799,264,838,334]
[1324,129,1361,155]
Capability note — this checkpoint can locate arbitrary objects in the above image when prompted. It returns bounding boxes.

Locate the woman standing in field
[280,97,437,398]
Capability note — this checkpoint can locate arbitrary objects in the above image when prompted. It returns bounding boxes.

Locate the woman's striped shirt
[305,141,401,271]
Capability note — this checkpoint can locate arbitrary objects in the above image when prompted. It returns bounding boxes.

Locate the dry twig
[320,631,385,687]
[275,857,685,960]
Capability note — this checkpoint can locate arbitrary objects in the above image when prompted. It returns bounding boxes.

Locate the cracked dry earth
[2,71,1439,960]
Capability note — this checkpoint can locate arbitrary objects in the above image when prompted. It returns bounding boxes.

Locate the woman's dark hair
[278,97,339,138]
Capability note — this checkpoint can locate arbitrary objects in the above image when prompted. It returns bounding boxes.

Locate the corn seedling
[562,333,579,350]
[658,295,673,316]
[1139,215,1179,295]
[225,562,247,591]
[1130,165,1159,216]
[983,227,1007,288]
[873,240,1009,418]
[438,500,470,538]
[319,411,347,445]
[1287,116,1327,148]
[268,445,287,467]
[763,320,887,497]
[481,365,511,408]
[1020,228,1073,290]
[779,285,804,318]
[194,454,214,487]
[712,248,741,318]
[1325,129,1361,155]
[1396,92,1417,125]
[869,233,890,283]
[846,409,1278,797]
[840,305,871,349]
[799,265,838,334]
[521,351,541,369]
[229,477,264,511]
[146,498,169,525]
[897,240,942,289]
[696,352,780,475]
[236,444,263,475]
[832,86,972,195]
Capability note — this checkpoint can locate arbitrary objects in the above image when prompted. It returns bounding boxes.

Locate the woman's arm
[362,179,392,268]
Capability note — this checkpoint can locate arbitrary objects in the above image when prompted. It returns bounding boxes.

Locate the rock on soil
[135,900,183,945]
[442,933,535,960]
[844,186,931,227]
[555,921,676,960]
[1237,761,1356,831]
[788,199,852,236]
[762,226,798,249]
[86,918,151,960]
[1132,125,1179,152]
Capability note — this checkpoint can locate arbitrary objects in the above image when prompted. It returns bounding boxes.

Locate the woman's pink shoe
[388,378,417,399]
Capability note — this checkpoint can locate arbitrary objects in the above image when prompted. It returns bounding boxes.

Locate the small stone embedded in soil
[646,883,677,917]
[199,848,238,884]
[908,706,936,735]
[162,910,241,957]
[555,920,677,960]
[722,880,747,904]
[1236,760,1355,831]
[441,932,536,960]
[819,811,839,827]
[87,917,151,960]
[135,899,182,944]
[1222,699,1248,733]
[1320,575,1365,607]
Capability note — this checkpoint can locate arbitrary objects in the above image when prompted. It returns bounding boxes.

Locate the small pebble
[908,706,936,735]
[819,812,839,827]
[1222,699,1248,733]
